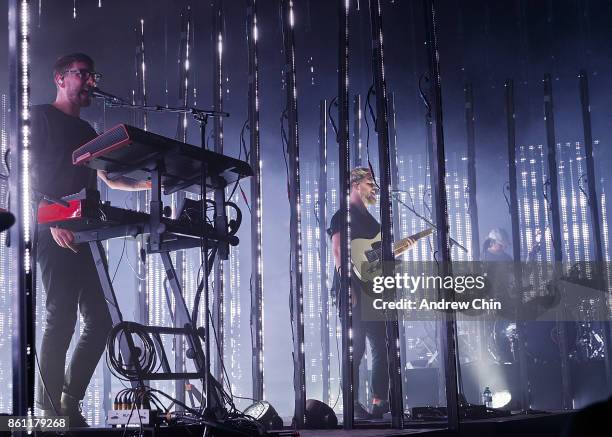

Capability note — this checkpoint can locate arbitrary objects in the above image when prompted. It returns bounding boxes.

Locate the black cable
[364,85,379,187]
[192,246,216,329]
[226,119,251,204]
[237,182,251,214]
[328,96,339,140]
[280,109,291,198]
[106,322,157,381]
[111,235,128,284]
[578,174,589,202]
[3,148,10,175]
[542,179,557,251]
[240,118,250,162]
[503,182,512,212]
[207,308,236,411]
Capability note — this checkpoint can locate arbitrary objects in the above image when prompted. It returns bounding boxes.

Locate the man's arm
[331,231,357,306]
[98,170,152,191]
[331,231,341,271]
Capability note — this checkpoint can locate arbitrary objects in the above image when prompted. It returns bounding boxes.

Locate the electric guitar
[351,228,433,281]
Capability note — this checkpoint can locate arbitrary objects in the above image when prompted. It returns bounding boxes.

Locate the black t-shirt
[327,204,380,242]
[327,204,380,311]
[30,104,98,201]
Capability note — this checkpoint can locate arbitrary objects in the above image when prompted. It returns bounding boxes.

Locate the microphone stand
[392,190,468,253]
[97,98,229,122]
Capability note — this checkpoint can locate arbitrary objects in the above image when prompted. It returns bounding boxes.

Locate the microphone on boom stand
[89,87,125,104]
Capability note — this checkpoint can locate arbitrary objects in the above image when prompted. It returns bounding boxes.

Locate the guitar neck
[393,229,432,256]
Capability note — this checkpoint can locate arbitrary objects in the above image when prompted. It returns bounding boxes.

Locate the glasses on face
[63,68,102,83]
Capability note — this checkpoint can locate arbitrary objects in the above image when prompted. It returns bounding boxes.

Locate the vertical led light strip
[133,17,149,328]
[280,0,306,427]
[0,94,10,412]
[368,0,404,425]
[336,0,353,427]
[139,19,148,131]
[328,160,340,404]
[464,83,480,261]
[211,0,225,385]
[303,166,317,396]
[317,99,330,405]
[351,95,362,168]
[246,0,265,401]
[9,0,34,416]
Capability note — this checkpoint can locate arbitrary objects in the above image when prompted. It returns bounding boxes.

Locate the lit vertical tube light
[282,0,306,423]
[20,0,31,270]
[247,0,265,400]
[140,18,147,131]
[10,0,34,417]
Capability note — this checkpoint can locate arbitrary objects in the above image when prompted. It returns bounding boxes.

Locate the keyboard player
[31,53,150,427]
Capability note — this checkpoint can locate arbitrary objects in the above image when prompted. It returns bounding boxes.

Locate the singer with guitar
[327,167,428,419]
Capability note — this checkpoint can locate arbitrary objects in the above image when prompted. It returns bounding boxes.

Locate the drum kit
[489,315,605,365]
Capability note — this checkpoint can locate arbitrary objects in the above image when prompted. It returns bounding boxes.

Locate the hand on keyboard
[50,226,78,253]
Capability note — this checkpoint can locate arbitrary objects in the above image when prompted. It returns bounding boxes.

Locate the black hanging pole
[134,18,149,329]
[423,0,460,430]
[542,73,572,410]
[246,0,264,402]
[465,81,487,375]
[318,99,331,406]
[368,0,403,427]
[388,92,409,406]
[173,6,192,408]
[578,69,612,389]
[211,0,226,385]
[9,0,35,421]
[280,0,306,427]
[542,75,563,265]
[337,0,354,428]
[464,83,480,261]
[505,79,530,412]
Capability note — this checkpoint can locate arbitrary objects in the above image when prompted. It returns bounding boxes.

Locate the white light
[218,33,223,56]
[492,390,512,409]
[20,0,31,253]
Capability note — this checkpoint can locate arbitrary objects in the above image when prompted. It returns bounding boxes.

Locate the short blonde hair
[350,167,372,185]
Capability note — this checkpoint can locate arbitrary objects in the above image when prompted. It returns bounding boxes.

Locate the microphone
[89,87,125,103]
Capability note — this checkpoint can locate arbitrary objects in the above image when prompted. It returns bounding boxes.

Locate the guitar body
[351,228,433,281]
[351,233,383,281]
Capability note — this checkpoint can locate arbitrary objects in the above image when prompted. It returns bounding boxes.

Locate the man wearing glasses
[31,53,149,427]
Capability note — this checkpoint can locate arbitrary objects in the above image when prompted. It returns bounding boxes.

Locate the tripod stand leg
[89,241,146,390]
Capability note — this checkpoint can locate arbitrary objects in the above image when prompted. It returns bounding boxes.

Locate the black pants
[36,231,112,410]
[347,304,389,401]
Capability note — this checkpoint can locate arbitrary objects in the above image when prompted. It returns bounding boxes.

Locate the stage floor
[39,411,574,437]
[297,430,445,436]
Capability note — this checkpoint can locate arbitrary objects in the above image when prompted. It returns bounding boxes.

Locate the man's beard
[364,192,376,205]
[70,89,91,107]
[78,90,92,106]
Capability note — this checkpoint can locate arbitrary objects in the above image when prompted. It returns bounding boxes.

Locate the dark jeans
[344,303,390,401]
[36,231,112,410]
